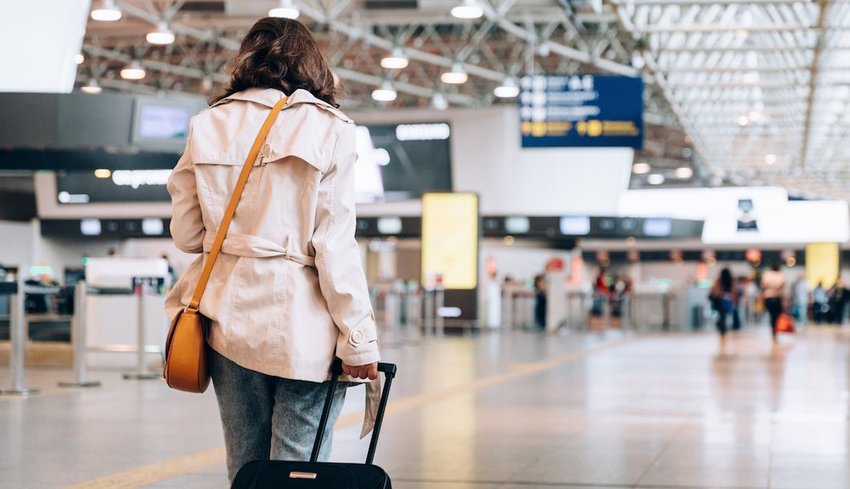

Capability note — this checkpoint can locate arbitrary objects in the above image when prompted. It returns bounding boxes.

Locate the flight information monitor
[356,122,452,203]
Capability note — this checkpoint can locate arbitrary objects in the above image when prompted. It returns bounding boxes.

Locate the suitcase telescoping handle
[310,360,397,465]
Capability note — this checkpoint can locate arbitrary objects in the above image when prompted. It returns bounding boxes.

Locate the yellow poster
[421,193,479,289]
[805,243,840,289]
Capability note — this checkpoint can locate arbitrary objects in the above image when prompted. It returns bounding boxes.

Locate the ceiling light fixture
[494,77,520,98]
[120,60,146,80]
[371,81,397,102]
[631,51,645,70]
[675,167,694,179]
[451,0,484,19]
[647,174,665,185]
[632,162,651,174]
[81,79,102,94]
[441,63,468,84]
[91,0,122,21]
[146,21,175,45]
[381,48,409,70]
[431,92,449,110]
[269,0,300,19]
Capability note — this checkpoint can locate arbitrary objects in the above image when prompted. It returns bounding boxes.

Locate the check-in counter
[84,258,169,368]
[631,283,681,331]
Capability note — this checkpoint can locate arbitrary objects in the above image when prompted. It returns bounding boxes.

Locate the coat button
[351,329,364,345]
[261,143,271,157]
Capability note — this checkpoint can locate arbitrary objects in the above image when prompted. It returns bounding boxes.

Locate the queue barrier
[370,284,451,341]
[502,288,535,330]
[631,292,679,332]
[0,277,39,396]
[0,276,168,392]
[122,277,165,381]
[422,286,446,338]
[58,280,101,388]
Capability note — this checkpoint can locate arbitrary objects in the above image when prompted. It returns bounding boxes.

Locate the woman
[760,263,786,343]
[164,17,380,482]
[710,267,737,342]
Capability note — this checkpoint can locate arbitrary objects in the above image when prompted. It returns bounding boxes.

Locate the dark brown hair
[211,17,338,106]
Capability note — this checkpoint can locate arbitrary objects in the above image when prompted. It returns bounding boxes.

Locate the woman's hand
[342,362,378,380]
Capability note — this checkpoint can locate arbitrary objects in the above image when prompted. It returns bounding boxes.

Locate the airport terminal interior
[5,0,850,488]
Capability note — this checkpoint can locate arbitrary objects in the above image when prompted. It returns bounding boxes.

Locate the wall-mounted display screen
[355,122,452,203]
[131,95,205,152]
[52,120,453,205]
[55,169,171,204]
[137,105,190,139]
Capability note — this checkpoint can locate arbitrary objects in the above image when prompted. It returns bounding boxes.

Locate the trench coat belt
[202,231,315,267]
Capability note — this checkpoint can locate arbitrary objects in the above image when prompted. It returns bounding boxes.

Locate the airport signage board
[421,192,479,289]
[806,243,839,289]
[520,74,644,149]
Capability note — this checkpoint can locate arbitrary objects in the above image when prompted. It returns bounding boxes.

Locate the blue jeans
[208,349,346,482]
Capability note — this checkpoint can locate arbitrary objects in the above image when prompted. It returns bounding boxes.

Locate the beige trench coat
[164,87,380,383]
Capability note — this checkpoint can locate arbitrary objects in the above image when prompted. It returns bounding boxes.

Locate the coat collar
[213,88,352,123]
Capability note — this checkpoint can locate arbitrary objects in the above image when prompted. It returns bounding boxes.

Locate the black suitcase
[231,361,396,489]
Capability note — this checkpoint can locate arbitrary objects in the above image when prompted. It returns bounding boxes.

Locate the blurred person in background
[710,267,737,344]
[760,263,786,343]
[791,274,809,328]
[732,274,746,331]
[813,281,828,324]
[592,269,609,317]
[533,273,547,331]
[160,253,176,287]
[828,277,849,325]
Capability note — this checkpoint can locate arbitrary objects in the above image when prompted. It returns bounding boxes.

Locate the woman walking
[710,267,737,344]
[165,17,380,483]
[760,263,786,343]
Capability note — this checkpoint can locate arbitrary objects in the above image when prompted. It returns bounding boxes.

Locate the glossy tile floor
[2,326,850,488]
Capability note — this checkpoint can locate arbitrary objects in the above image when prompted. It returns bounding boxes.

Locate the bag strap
[187,96,288,312]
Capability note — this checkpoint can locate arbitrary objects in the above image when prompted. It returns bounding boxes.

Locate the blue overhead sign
[520,74,644,149]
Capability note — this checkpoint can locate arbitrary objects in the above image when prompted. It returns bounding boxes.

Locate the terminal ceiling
[78,0,850,201]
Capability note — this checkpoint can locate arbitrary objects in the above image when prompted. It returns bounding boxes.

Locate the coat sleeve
[167,121,205,254]
[312,123,380,366]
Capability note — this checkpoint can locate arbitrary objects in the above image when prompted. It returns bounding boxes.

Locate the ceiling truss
[75,0,850,201]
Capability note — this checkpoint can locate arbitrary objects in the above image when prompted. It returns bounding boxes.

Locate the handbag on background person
[163,97,288,393]
[776,313,795,334]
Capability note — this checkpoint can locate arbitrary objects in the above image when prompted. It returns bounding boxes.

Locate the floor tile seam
[64,335,643,489]
[632,412,699,487]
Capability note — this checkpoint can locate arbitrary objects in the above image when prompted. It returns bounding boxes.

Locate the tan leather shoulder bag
[164,96,288,393]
